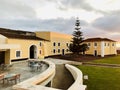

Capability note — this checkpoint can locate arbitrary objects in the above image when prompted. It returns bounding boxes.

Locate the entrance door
[94,50,97,56]
[29,45,37,59]
[0,51,5,64]
[62,49,65,55]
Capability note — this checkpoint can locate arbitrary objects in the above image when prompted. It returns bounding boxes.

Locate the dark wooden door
[0,51,5,64]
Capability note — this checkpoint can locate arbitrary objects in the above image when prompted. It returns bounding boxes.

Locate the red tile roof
[84,38,116,42]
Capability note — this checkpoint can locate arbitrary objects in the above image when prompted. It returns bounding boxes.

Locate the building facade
[0,28,72,64]
[35,31,72,57]
[84,38,117,57]
[0,28,46,64]
[0,28,117,64]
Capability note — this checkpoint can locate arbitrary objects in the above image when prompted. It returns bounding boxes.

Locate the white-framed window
[112,43,114,46]
[58,43,60,46]
[53,42,56,46]
[94,43,97,46]
[58,49,60,53]
[53,49,56,53]
[40,42,42,46]
[104,43,106,46]
[39,50,41,54]
[88,43,91,46]
[16,51,21,58]
[66,43,69,47]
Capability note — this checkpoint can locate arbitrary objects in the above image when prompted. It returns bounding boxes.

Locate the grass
[92,55,120,64]
[76,65,120,90]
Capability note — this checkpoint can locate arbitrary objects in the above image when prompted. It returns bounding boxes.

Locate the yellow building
[84,38,117,57]
[0,28,72,64]
[35,31,72,57]
[0,28,117,64]
[0,28,46,64]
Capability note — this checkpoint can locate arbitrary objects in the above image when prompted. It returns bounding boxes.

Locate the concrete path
[46,58,82,65]
[46,58,77,90]
[52,64,74,90]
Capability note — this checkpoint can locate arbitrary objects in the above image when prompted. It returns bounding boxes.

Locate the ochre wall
[7,38,45,61]
[36,32,72,57]
[85,41,116,56]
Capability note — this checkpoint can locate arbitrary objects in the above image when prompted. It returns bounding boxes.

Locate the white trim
[101,41,104,57]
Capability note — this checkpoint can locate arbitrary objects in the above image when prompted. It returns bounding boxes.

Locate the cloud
[0,0,36,19]
[58,0,94,11]
[92,10,120,33]
[0,18,88,34]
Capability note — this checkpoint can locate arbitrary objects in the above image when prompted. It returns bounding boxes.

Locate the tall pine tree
[69,17,89,54]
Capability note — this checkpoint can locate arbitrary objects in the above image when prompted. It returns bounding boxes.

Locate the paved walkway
[46,58,78,90]
[46,58,82,65]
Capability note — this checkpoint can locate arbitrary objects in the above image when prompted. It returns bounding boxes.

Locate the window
[40,42,42,46]
[108,43,109,46]
[112,43,114,46]
[58,43,60,46]
[40,50,41,54]
[16,51,21,57]
[58,49,60,53]
[53,42,56,46]
[104,43,106,46]
[94,43,97,46]
[66,49,69,52]
[88,43,91,46]
[53,49,56,53]
[66,43,69,46]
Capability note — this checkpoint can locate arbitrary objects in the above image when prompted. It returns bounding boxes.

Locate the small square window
[66,43,69,46]
[40,50,41,54]
[58,43,60,46]
[16,51,21,57]
[40,42,42,46]
[94,43,97,46]
[88,43,90,46]
[104,43,106,46]
[112,43,114,46]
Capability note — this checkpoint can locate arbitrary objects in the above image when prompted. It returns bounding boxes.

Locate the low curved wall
[12,60,58,90]
[65,64,87,90]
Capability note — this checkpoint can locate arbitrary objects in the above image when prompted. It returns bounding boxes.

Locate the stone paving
[0,61,48,90]
[46,58,82,65]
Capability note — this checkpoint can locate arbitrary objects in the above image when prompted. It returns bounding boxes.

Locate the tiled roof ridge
[84,37,116,42]
[0,28,46,41]
[0,27,33,33]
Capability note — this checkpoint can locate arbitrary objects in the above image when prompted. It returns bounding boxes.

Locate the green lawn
[92,55,120,64]
[76,65,120,90]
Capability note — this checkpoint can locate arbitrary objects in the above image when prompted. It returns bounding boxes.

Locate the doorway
[0,51,5,64]
[29,45,37,59]
[62,49,65,55]
[94,50,97,56]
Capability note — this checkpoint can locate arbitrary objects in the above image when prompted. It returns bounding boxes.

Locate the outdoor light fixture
[84,75,88,80]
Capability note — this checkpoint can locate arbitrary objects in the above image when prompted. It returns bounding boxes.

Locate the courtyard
[0,60,48,90]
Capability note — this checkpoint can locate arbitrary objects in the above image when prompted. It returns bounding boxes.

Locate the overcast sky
[0,0,120,41]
